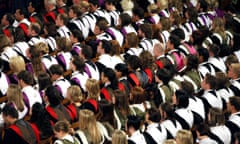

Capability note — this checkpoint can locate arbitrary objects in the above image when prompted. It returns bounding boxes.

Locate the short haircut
[209,44,220,57]
[196,123,210,136]
[147,108,161,123]
[127,115,141,130]
[119,13,132,26]
[81,44,93,60]
[88,0,99,6]
[5,13,15,25]
[2,104,19,119]
[17,70,34,85]
[101,40,112,54]
[197,47,209,62]
[18,9,28,18]
[171,28,185,40]
[168,34,181,48]
[96,17,109,31]
[30,22,41,34]
[132,7,144,19]
[72,55,85,72]
[175,90,189,108]
[229,96,240,111]
[139,23,152,39]
[69,5,82,17]
[49,64,64,75]
[57,13,69,25]
[45,86,62,106]
[71,29,84,42]
[205,73,216,89]
[126,55,141,70]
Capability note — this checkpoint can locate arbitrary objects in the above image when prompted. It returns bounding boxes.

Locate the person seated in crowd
[1,104,40,144]
[49,64,71,98]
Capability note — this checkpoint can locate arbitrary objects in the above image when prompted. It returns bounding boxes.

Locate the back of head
[127,115,141,131]
[17,70,34,85]
[175,90,189,108]
[170,28,185,40]
[2,104,19,119]
[205,73,217,89]
[147,108,161,123]
[126,55,141,70]
[112,130,127,144]
[130,86,146,104]
[176,129,193,144]
[208,108,225,126]
[54,120,70,133]
[81,44,93,60]
[160,102,175,119]
[181,81,194,96]
[132,6,144,19]
[49,64,64,75]
[85,78,100,99]
[119,13,132,26]
[139,23,153,39]
[196,123,210,136]
[45,85,62,106]
[101,40,112,54]
[229,96,240,112]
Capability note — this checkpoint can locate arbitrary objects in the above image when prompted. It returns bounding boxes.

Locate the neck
[198,135,209,140]
[9,118,17,125]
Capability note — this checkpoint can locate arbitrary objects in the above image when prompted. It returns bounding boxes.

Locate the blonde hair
[7,84,25,112]
[147,4,159,14]
[35,42,49,55]
[163,139,177,144]
[85,79,100,100]
[80,1,89,9]
[176,129,193,144]
[112,130,127,144]
[79,109,102,144]
[9,56,26,73]
[120,0,134,11]
[67,85,83,102]
[157,0,168,10]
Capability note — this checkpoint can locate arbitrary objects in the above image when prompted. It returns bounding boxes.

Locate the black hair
[171,28,185,40]
[5,13,15,25]
[132,6,145,19]
[197,47,209,62]
[101,40,112,54]
[155,68,173,85]
[30,102,53,139]
[45,86,62,107]
[175,90,189,108]
[115,63,128,76]
[2,104,18,119]
[103,67,119,90]
[127,115,141,130]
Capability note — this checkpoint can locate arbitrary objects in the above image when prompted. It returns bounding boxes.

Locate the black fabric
[208,132,224,144]
[175,112,190,130]
[2,128,28,144]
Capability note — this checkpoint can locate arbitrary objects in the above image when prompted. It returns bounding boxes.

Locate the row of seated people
[1,86,240,144]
